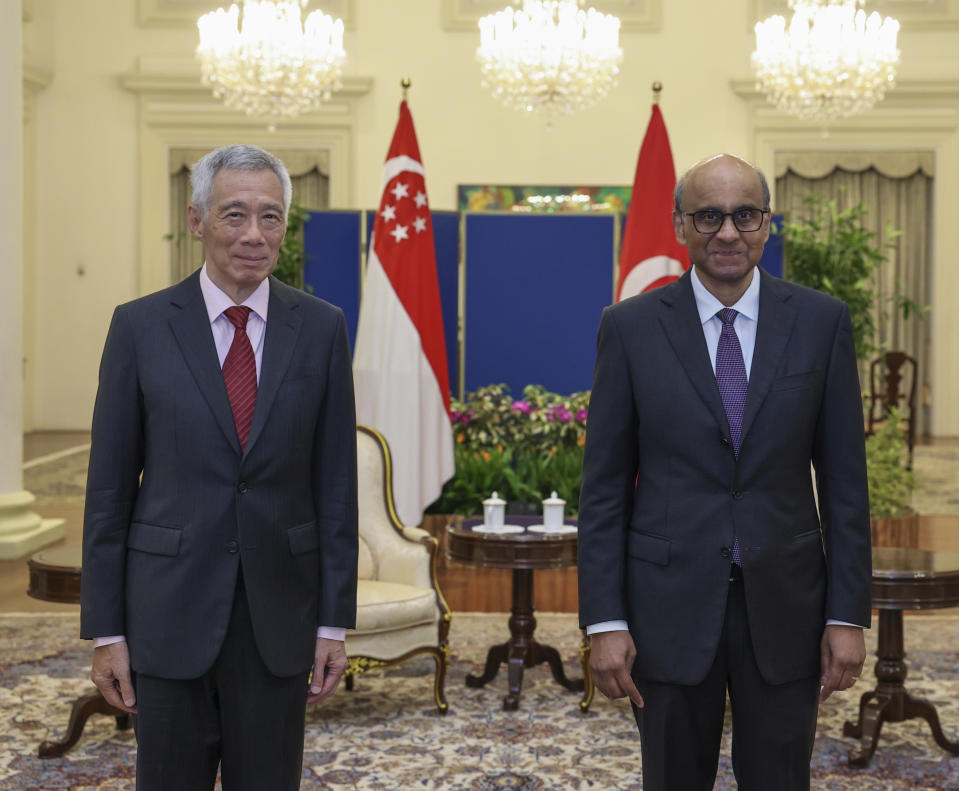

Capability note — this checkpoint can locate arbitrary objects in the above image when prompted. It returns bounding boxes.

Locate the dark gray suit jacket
[578,269,871,686]
[81,271,358,680]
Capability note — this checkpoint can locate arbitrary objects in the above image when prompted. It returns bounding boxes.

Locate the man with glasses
[578,154,871,790]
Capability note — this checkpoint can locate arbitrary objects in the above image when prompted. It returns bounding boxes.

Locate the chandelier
[477,1,623,120]
[196,0,346,118]
[751,0,900,123]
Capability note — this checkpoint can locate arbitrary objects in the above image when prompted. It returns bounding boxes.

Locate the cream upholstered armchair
[343,425,451,713]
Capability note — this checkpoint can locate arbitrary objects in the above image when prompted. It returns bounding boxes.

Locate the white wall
[21,0,959,433]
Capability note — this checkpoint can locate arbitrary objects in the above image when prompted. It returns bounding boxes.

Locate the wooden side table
[843,547,959,767]
[447,517,593,711]
[27,545,131,758]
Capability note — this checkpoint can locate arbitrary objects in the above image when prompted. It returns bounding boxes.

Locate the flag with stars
[352,100,454,526]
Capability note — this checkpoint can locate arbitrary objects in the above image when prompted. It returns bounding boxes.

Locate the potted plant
[421,384,589,551]
[272,201,311,291]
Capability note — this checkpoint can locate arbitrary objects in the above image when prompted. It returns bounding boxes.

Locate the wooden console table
[844,546,959,767]
[27,545,131,758]
[447,517,592,711]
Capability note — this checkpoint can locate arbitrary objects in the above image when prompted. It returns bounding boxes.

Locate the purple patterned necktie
[716,307,746,565]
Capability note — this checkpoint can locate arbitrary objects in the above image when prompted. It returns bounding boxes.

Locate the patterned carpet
[2,612,958,790]
[24,444,959,516]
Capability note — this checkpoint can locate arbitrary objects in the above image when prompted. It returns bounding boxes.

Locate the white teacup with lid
[482,491,506,532]
[542,490,566,533]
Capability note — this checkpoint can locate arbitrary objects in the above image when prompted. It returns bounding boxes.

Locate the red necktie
[222,306,257,451]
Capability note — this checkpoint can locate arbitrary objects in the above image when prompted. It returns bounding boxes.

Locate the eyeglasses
[684,208,769,234]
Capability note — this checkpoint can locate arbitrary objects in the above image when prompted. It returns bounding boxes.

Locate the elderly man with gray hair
[81,144,358,790]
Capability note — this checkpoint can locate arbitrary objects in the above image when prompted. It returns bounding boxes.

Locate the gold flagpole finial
[401,77,412,102]
[652,82,663,105]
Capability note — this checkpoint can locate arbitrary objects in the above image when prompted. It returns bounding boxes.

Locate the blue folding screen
[463,213,616,396]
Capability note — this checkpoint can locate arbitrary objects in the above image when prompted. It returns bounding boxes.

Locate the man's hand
[307,637,348,705]
[91,641,137,713]
[589,630,644,708]
[819,624,866,703]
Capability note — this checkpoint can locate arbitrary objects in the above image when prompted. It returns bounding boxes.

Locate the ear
[187,204,204,240]
[673,210,688,246]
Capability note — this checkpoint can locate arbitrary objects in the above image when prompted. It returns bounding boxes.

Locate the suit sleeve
[80,306,144,639]
[577,306,639,629]
[311,309,359,629]
[812,302,872,626]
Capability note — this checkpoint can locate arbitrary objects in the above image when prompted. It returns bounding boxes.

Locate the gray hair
[190,144,293,220]
[673,156,770,212]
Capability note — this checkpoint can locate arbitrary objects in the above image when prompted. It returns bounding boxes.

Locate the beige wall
[20,0,959,433]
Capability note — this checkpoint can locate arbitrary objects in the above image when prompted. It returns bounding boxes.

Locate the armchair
[343,425,451,713]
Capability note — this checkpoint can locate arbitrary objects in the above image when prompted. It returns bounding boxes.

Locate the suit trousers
[132,571,311,791]
[632,569,820,791]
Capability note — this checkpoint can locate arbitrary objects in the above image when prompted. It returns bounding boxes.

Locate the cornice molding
[749,0,959,32]
[120,70,373,101]
[730,78,959,133]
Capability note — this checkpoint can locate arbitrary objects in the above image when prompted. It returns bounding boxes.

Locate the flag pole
[652,81,662,105]
[401,76,411,101]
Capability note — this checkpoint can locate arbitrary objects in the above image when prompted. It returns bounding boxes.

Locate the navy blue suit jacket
[81,272,358,679]
[578,269,871,686]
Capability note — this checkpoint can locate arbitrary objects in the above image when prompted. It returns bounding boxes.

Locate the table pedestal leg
[843,609,959,767]
[465,568,584,710]
[38,689,131,758]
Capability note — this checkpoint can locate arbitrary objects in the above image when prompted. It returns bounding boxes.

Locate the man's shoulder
[763,272,847,315]
[114,273,200,318]
[269,277,345,328]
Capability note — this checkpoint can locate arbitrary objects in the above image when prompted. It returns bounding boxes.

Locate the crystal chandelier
[196,0,346,118]
[477,1,623,120]
[751,0,899,123]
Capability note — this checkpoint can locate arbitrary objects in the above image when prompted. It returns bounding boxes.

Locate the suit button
[238,482,248,494]
[732,490,743,500]
[225,540,239,553]
[720,436,731,447]
[720,547,731,559]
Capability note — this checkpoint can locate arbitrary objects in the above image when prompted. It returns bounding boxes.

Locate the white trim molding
[120,56,372,297]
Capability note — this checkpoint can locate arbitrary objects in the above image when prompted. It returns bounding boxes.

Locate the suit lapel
[740,270,797,448]
[243,278,301,458]
[658,273,730,437]
[168,272,242,454]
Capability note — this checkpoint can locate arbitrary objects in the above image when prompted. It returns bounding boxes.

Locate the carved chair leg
[433,647,449,715]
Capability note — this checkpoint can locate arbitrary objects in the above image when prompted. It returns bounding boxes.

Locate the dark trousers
[632,569,820,791]
[133,575,311,791]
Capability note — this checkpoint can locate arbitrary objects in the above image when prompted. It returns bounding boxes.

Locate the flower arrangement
[426,383,589,516]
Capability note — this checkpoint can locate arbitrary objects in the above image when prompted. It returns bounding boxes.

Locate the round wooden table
[27,545,131,758]
[447,517,593,711]
[843,547,959,767]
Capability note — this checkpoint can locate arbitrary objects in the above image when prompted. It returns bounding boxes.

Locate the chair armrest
[402,526,430,542]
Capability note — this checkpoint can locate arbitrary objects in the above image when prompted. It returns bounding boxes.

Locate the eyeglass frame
[683,207,770,235]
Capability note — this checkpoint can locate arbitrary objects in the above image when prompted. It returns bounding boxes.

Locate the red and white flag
[352,101,454,526]
[616,104,689,301]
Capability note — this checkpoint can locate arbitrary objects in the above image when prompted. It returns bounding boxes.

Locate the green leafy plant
[779,195,891,360]
[426,384,589,516]
[865,408,914,519]
[272,202,312,292]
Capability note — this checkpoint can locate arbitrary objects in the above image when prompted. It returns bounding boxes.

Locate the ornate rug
[2,612,958,790]
[24,444,959,516]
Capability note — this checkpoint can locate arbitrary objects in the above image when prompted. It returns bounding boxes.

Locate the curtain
[168,148,330,283]
[775,153,933,435]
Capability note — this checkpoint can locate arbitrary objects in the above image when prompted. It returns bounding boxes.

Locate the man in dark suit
[578,153,871,790]
[80,144,358,791]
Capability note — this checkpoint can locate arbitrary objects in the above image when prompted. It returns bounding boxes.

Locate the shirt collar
[690,265,761,326]
[199,263,270,324]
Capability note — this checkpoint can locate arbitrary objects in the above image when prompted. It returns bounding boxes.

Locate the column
[0,0,64,558]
